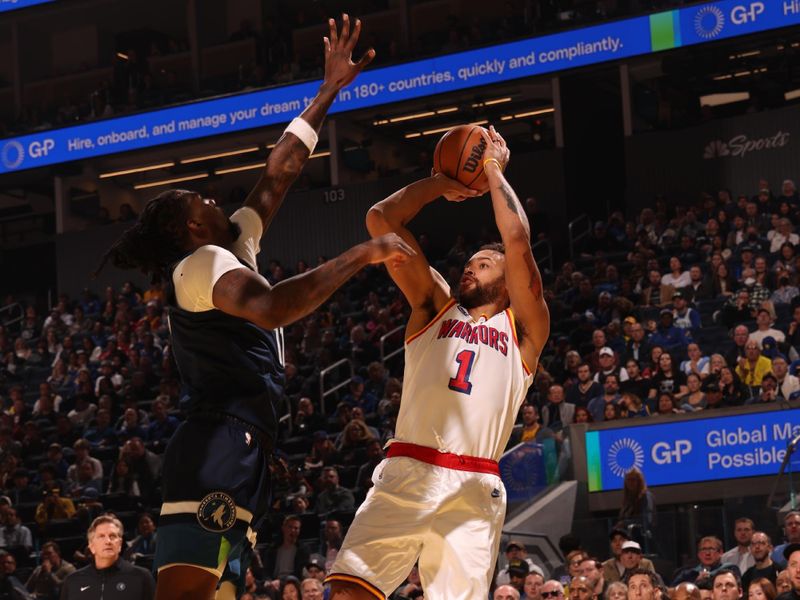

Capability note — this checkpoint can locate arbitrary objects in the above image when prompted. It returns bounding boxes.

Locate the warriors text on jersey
[394,299,534,461]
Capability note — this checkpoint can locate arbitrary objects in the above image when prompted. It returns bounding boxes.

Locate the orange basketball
[433,124,489,190]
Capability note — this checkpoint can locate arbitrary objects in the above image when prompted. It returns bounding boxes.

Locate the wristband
[483,158,503,172]
[285,117,318,153]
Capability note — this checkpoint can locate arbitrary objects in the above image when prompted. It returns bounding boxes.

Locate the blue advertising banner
[586,409,800,492]
[0,0,53,13]
[500,442,549,502]
[1,0,797,174]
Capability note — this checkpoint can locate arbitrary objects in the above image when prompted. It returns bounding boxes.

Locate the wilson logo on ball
[462,137,487,174]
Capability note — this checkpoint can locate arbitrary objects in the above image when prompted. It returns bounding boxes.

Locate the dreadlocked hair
[93,189,194,283]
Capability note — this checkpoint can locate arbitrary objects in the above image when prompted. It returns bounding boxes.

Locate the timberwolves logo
[607,438,645,478]
[1,140,24,170]
[197,492,237,533]
[694,6,725,39]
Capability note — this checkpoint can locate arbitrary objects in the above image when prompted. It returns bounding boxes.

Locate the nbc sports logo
[703,139,730,159]
[607,438,644,478]
[694,5,725,39]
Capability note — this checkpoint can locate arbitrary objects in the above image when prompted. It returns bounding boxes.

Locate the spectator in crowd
[260,515,308,581]
[541,385,575,433]
[722,518,756,574]
[498,540,545,586]
[301,577,324,600]
[314,467,354,516]
[496,584,523,600]
[566,364,602,409]
[588,374,622,422]
[736,341,773,391]
[524,572,545,600]
[772,512,800,567]
[742,532,778,594]
[0,507,32,552]
[605,582,628,600]
[124,513,157,559]
[144,398,178,448]
[672,291,701,329]
[35,487,76,531]
[626,568,658,600]
[603,531,655,584]
[580,557,606,598]
[25,540,75,599]
[672,537,740,585]
[749,309,786,347]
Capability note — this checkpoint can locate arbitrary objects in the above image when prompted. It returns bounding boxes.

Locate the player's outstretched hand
[364,233,417,267]
[479,125,511,171]
[430,171,482,202]
[323,13,375,91]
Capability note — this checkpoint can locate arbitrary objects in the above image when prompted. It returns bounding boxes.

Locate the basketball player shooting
[96,15,415,600]
[326,126,550,599]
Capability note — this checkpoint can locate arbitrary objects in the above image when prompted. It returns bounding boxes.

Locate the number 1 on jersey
[448,350,476,395]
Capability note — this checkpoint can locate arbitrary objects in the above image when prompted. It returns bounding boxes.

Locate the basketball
[433,124,490,190]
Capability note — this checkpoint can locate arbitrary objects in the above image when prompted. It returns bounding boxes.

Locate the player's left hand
[323,13,375,91]
[479,125,511,171]
[431,171,481,202]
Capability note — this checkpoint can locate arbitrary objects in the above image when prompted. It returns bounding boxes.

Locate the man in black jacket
[60,515,154,599]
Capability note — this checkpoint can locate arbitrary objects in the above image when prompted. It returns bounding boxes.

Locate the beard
[456,276,505,309]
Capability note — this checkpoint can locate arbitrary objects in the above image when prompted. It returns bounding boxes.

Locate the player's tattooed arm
[245,14,374,230]
[482,126,550,364]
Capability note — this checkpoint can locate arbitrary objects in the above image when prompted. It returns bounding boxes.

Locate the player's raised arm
[480,126,550,368]
[244,14,375,231]
[366,174,478,324]
[212,233,414,329]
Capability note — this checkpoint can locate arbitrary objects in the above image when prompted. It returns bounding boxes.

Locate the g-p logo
[652,440,692,464]
[28,138,55,158]
[731,2,764,24]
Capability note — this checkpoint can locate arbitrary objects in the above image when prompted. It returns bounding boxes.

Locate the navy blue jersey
[167,262,284,441]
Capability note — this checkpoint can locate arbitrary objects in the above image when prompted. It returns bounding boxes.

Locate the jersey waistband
[386,441,499,476]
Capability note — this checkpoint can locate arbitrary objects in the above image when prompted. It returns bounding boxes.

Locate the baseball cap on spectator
[621,541,642,553]
[312,431,328,442]
[508,559,530,577]
[599,347,614,358]
[660,308,673,317]
[761,337,779,358]
[783,543,800,561]
[609,528,629,540]
[306,555,325,571]
[506,540,527,552]
[80,488,100,501]
[702,381,721,393]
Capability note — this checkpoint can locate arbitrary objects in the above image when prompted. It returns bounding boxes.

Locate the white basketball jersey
[394,299,535,461]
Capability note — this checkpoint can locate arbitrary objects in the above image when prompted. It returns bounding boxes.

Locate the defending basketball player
[96,15,416,600]
[326,126,550,600]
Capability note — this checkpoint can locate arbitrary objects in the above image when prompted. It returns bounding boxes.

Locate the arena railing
[532,238,553,272]
[568,214,591,259]
[0,301,23,335]
[319,357,354,415]
[379,325,405,368]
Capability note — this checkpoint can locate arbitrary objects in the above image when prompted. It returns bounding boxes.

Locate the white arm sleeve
[173,245,246,312]
[229,206,263,270]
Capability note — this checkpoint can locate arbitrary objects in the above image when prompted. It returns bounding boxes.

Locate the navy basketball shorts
[153,418,271,590]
